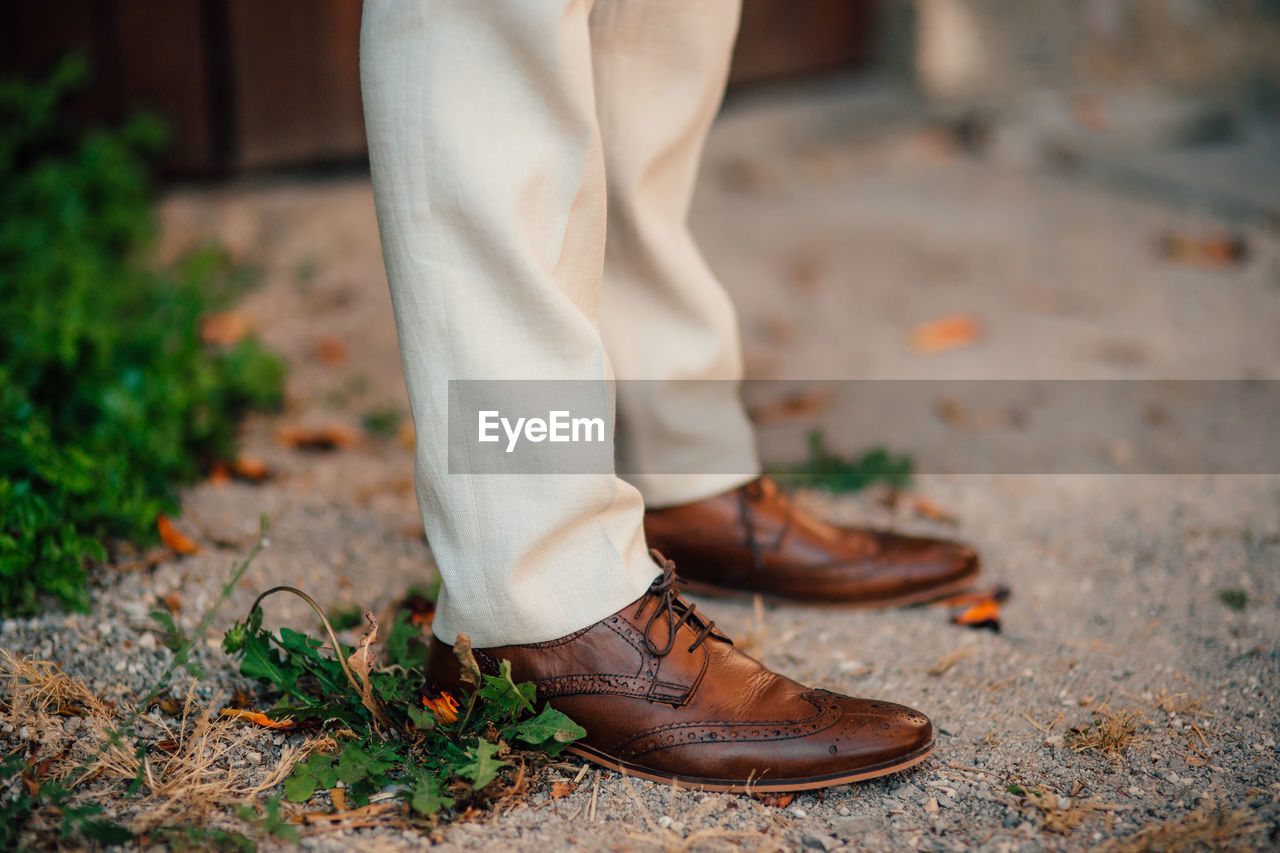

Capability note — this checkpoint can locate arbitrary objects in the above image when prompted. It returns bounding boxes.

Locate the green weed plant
[0,56,284,615]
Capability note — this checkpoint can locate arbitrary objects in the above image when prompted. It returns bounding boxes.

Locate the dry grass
[1152,689,1209,717]
[927,646,977,676]
[1020,787,1124,836]
[617,776,781,853]
[734,595,769,658]
[1,651,307,839]
[1,648,110,720]
[1090,802,1269,852]
[1067,705,1147,758]
[79,686,307,832]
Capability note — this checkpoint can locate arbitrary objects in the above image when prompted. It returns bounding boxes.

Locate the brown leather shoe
[644,477,980,606]
[427,555,934,793]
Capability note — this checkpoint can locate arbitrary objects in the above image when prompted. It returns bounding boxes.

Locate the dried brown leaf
[348,610,390,730]
[312,335,349,365]
[913,495,959,526]
[275,423,360,451]
[452,634,483,688]
[1158,231,1248,270]
[748,390,831,425]
[230,455,271,481]
[200,311,251,346]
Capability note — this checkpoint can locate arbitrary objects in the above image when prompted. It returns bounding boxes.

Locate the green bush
[0,57,285,615]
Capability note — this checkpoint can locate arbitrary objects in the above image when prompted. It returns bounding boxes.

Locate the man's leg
[590,0,761,508]
[365,0,937,792]
[589,0,981,604]
[361,0,658,647]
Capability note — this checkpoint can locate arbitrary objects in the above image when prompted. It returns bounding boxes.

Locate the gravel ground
[3,81,1278,851]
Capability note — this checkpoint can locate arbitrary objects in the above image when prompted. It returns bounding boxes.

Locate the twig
[298,802,401,826]
[1022,712,1055,734]
[943,764,1007,783]
[246,585,362,701]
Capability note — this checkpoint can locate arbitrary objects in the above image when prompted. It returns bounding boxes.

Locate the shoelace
[635,551,726,656]
[736,478,793,571]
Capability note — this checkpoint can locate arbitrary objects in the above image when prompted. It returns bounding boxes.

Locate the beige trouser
[361,0,759,646]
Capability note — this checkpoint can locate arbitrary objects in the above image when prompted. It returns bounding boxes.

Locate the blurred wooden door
[2,0,875,175]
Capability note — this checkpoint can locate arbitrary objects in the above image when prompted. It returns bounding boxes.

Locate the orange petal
[422,692,460,724]
[219,708,295,729]
[951,599,1001,630]
[909,314,983,356]
[157,515,199,555]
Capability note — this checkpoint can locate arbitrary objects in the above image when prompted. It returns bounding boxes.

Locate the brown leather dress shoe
[644,476,980,606]
[427,556,934,793]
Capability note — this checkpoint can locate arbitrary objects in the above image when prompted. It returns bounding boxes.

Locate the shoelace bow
[736,478,793,571]
[635,551,726,656]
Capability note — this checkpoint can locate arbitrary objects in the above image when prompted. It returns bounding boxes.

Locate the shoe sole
[677,564,981,610]
[564,737,935,793]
